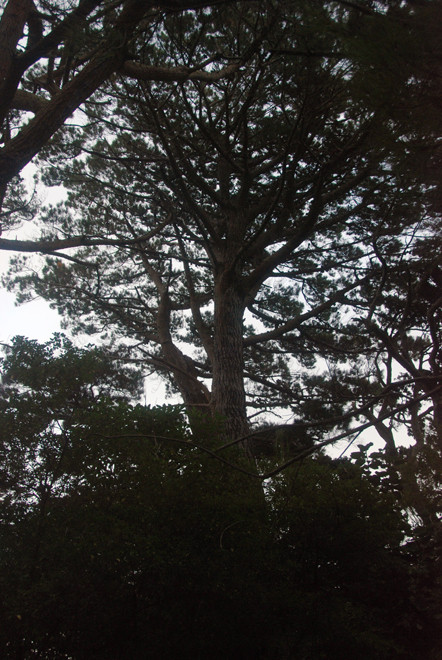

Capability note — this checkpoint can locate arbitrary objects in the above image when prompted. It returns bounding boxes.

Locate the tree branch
[0,222,170,253]
[121,59,240,82]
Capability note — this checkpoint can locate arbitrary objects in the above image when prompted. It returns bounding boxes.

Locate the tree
[2,5,441,653]
[4,1,441,449]
[1,335,435,659]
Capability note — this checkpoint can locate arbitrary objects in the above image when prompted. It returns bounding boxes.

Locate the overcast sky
[0,165,64,345]
[0,250,61,345]
[0,287,61,344]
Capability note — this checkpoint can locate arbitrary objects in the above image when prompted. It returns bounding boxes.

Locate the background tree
[1,335,437,659]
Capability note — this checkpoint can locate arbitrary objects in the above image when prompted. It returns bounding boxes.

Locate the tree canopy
[3,0,441,448]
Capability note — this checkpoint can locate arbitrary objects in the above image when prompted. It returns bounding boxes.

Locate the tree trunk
[211,267,249,441]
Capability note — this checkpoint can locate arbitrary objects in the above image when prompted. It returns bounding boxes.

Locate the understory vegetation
[0,336,440,658]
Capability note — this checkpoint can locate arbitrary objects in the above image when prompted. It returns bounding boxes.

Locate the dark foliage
[1,337,440,659]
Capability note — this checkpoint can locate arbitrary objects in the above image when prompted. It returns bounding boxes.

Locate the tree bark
[156,280,210,411]
[0,0,32,120]
[211,266,249,440]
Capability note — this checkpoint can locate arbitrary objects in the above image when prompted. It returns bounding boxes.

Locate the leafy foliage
[1,337,440,658]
